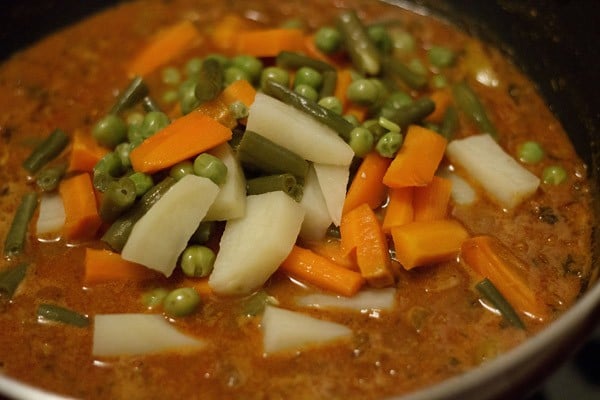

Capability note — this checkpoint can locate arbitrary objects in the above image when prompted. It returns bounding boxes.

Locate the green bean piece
[263,80,354,141]
[382,97,435,127]
[476,278,525,330]
[246,174,298,197]
[382,57,427,90]
[378,116,401,133]
[294,84,319,102]
[376,131,403,158]
[319,69,338,99]
[142,96,163,113]
[318,96,343,115]
[428,46,456,68]
[231,55,263,83]
[36,163,67,192]
[0,263,29,301]
[242,290,277,317]
[179,78,201,115]
[169,160,194,181]
[237,131,309,180]
[542,165,568,185]
[348,127,374,157]
[161,66,181,85]
[194,58,224,103]
[439,106,458,140]
[140,111,170,139]
[276,51,335,73]
[127,172,154,196]
[163,287,201,317]
[109,76,149,115]
[22,129,70,174]
[388,28,415,55]
[101,177,176,251]
[431,74,448,89]
[260,66,290,91]
[93,152,124,192]
[37,303,89,328]
[288,183,304,203]
[3,192,37,258]
[190,221,214,244]
[142,288,169,310]
[452,81,498,139]
[314,26,343,54]
[367,24,392,53]
[180,245,216,278]
[384,91,413,110]
[193,153,228,185]
[336,10,381,75]
[93,114,128,149]
[99,177,137,222]
[518,141,545,164]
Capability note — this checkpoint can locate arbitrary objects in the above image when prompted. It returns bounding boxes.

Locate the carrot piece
[340,204,394,287]
[461,235,549,320]
[390,219,469,270]
[84,248,159,285]
[383,125,448,188]
[210,14,248,52]
[382,186,414,233]
[220,79,257,108]
[127,20,202,77]
[195,97,238,129]
[424,89,452,124]
[413,176,452,222]
[303,238,359,271]
[236,28,305,58]
[280,245,364,297]
[335,68,354,111]
[129,112,232,173]
[345,104,369,123]
[59,173,102,242]
[343,151,391,215]
[68,130,109,173]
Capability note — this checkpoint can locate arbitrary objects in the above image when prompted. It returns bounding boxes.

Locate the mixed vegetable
[1,7,573,355]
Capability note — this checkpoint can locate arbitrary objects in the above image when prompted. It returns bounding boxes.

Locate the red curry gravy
[0,0,595,399]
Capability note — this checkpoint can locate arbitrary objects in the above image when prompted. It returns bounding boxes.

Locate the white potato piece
[299,165,332,241]
[93,314,205,357]
[261,306,352,355]
[246,93,354,166]
[205,143,246,221]
[438,168,478,206]
[313,163,349,227]
[296,288,397,312]
[36,193,65,237]
[446,134,540,209]
[209,191,305,295]
[121,175,219,276]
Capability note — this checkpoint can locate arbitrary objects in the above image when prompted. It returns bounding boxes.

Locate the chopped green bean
[246,174,298,197]
[452,81,498,139]
[179,78,201,115]
[288,183,304,202]
[142,96,163,113]
[190,221,214,244]
[36,163,67,192]
[381,97,435,127]
[163,287,201,317]
[439,106,458,140]
[99,177,137,222]
[336,10,381,75]
[476,278,525,329]
[382,58,428,90]
[237,131,309,180]
[319,69,338,99]
[37,303,89,327]
[193,153,228,185]
[109,76,149,115]
[180,245,216,278]
[275,51,335,73]
[378,116,401,132]
[127,172,154,196]
[367,24,392,53]
[3,192,38,258]
[22,129,70,174]
[0,263,29,301]
[93,152,124,192]
[194,58,224,103]
[431,74,448,89]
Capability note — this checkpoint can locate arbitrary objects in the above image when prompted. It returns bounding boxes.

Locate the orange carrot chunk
[303,238,359,271]
[84,248,159,285]
[382,186,414,233]
[129,112,232,174]
[127,20,202,77]
[280,245,365,297]
[59,173,102,242]
[341,204,394,288]
[413,176,452,222]
[210,14,248,52]
[391,219,469,270]
[383,125,447,188]
[68,130,109,173]
[236,28,305,58]
[342,151,391,215]
[461,235,549,321]
[334,68,354,111]
[220,79,257,108]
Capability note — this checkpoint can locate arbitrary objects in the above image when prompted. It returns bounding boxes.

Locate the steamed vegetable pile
[2,8,572,356]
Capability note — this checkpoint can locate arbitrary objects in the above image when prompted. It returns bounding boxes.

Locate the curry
[0,1,595,399]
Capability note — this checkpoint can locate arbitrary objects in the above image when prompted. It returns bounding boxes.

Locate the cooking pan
[0,1,598,399]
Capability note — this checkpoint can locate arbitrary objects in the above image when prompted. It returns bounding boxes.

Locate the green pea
[114,142,132,169]
[347,78,381,106]
[161,66,181,85]
[140,111,170,139]
[389,28,415,55]
[179,80,201,115]
[294,66,323,89]
[408,58,428,75]
[224,66,250,85]
[260,67,290,91]
[368,24,391,53]
[126,112,145,127]
[229,101,249,120]
[163,287,201,317]
[162,89,179,104]
[376,131,403,158]
[190,221,214,244]
[185,57,203,77]
[93,114,128,148]
[318,96,343,114]
[294,84,319,102]
[231,55,263,82]
[430,74,448,89]
[362,118,386,140]
[142,288,169,309]
[542,165,568,185]
[128,172,154,196]
[193,153,228,185]
[428,45,456,68]
[314,26,342,54]
[180,245,216,277]
[384,91,413,109]
[127,124,144,148]
[169,161,194,181]
[518,141,545,164]
[348,127,374,157]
